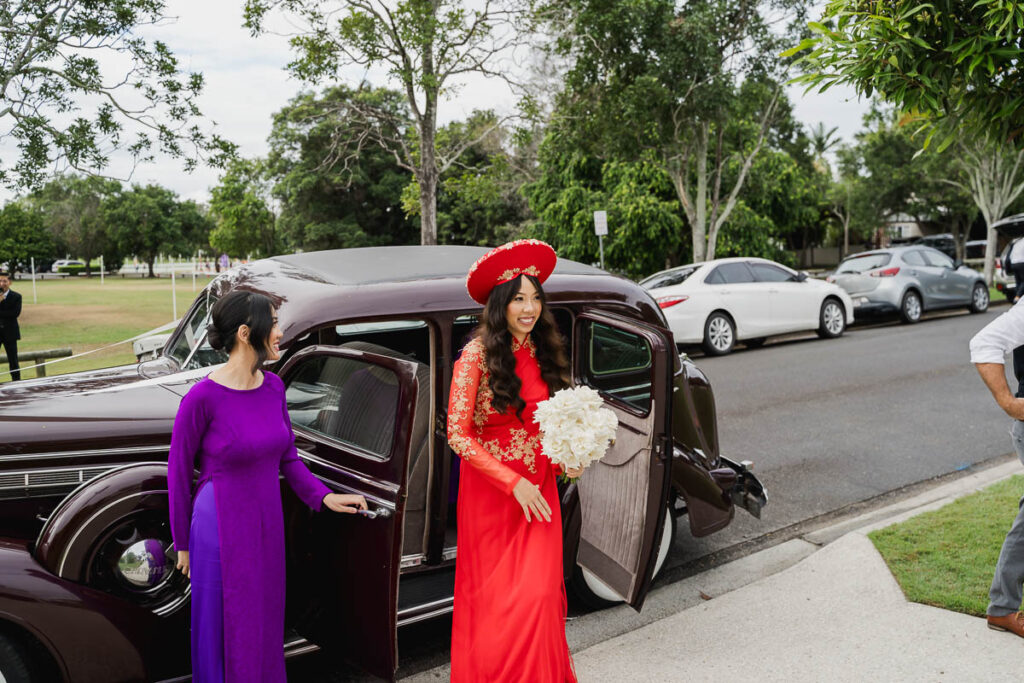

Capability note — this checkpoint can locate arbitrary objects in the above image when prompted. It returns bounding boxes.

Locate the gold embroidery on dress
[448,337,541,472]
[510,335,536,357]
[482,427,541,474]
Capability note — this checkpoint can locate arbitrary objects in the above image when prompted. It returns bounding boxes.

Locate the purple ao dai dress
[168,372,330,683]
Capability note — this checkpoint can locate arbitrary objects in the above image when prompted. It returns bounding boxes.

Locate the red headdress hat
[466,239,557,305]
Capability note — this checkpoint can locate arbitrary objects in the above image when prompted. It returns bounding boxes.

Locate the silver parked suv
[828,246,989,323]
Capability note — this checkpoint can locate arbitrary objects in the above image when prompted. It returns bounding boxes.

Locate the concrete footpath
[408,459,1024,682]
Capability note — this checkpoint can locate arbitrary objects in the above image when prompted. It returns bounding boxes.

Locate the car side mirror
[795,271,808,282]
[953,259,963,269]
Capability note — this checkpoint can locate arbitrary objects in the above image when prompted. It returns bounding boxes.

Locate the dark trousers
[1,336,20,381]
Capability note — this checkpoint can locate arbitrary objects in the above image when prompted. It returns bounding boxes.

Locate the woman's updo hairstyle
[206,290,276,371]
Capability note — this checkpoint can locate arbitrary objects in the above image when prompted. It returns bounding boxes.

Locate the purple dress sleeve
[168,386,207,551]
[273,374,331,510]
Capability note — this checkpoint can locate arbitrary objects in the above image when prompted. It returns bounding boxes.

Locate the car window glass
[704,268,724,284]
[640,266,698,289]
[708,263,755,284]
[901,251,927,266]
[749,262,793,282]
[285,355,398,458]
[922,250,955,268]
[836,253,892,273]
[583,321,652,413]
[167,294,228,369]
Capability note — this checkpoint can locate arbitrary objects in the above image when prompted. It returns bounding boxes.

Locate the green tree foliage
[526,148,686,279]
[244,0,529,245]
[265,86,415,251]
[30,175,124,274]
[208,159,280,258]
[404,111,533,246]
[0,201,54,270]
[833,111,979,258]
[102,185,212,277]
[792,1,1024,149]
[536,0,807,262]
[1,0,235,190]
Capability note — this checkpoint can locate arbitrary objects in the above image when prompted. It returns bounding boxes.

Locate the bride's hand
[565,466,584,479]
[512,478,552,523]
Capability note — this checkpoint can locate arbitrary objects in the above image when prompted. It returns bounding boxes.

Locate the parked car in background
[640,257,854,356]
[910,233,957,259]
[828,246,989,323]
[0,246,765,682]
[50,259,85,273]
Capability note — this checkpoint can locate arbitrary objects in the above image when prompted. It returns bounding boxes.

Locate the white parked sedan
[640,258,856,355]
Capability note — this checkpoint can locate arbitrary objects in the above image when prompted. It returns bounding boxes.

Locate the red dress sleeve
[447,341,521,495]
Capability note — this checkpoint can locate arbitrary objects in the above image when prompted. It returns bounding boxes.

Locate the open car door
[277,345,422,680]
[573,312,672,610]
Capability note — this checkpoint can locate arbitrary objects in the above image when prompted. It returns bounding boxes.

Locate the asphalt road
[665,305,1017,572]
[292,304,1020,681]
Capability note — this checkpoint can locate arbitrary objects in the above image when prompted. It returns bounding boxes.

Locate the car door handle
[357,506,392,520]
[909,270,917,276]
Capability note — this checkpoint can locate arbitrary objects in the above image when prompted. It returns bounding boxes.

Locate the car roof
[205,246,665,346]
[272,245,603,286]
[644,256,790,279]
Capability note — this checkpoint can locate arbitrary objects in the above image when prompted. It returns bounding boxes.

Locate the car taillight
[869,267,900,278]
[657,296,689,308]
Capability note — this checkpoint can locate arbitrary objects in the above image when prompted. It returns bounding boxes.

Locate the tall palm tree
[809,122,840,175]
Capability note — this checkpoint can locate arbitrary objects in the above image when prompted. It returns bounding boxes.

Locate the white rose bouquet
[533,386,619,481]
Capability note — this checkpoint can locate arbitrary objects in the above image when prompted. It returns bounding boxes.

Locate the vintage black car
[0,246,765,682]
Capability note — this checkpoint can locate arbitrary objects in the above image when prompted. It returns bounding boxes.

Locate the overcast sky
[1,0,871,205]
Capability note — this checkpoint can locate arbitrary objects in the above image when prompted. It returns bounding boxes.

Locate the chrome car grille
[0,466,114,498]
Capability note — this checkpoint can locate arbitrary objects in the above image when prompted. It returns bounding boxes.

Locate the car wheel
[969,282,990,313]
[816,298,846,338]
[899,290,922,324]
[0,633,36,683]
[743,337,766,349]
[702,312,735,356]
[571,500,676,610]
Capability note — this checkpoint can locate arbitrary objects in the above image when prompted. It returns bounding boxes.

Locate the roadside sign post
[594,210,608,270]
[99,255,104,285]
[30,257,37,304]
[171,268,177,320]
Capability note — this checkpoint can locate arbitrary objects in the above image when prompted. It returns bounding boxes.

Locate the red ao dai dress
[447,335,577,682]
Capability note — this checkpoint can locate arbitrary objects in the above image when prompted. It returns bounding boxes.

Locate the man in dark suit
[0,272,22,381]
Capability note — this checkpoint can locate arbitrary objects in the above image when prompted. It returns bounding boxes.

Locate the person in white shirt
[970,304,1024,637]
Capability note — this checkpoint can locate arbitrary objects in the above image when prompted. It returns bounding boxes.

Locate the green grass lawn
[870,475,1024,617]
[1,275,216,382]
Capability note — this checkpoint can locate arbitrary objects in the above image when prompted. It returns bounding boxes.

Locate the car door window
[285,354,400,459]
[708,262,757,282]
[582,321,653,413]
[902,251,927,267]
[749,262,794,282]
[922,250,955,269]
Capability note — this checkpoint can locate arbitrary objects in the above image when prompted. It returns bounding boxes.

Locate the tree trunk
[148,257,156,278]
[691,123,709,262]
[419,164,438,246]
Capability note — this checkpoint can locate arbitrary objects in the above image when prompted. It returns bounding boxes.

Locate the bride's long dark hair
[476,274,571,420]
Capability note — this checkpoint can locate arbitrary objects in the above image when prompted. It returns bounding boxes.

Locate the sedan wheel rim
[824,303,844,334]
[906,295,921,319]
[974,287,989,308]
[709,318,732,350]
